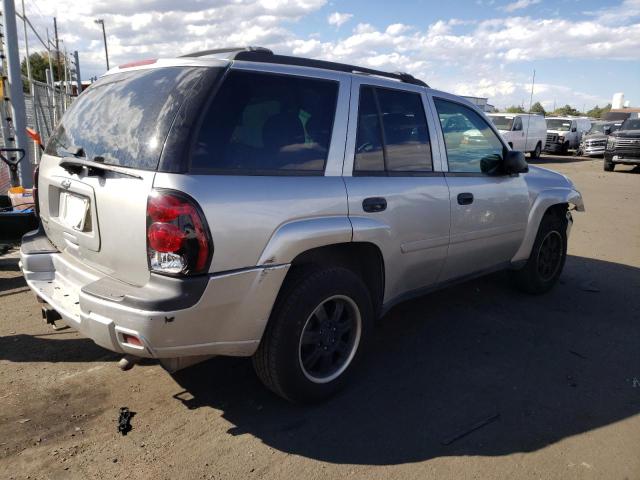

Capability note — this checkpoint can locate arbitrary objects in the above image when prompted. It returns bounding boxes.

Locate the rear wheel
[510,210,567,294]
[253,266,373,403]
[529,142,542,159]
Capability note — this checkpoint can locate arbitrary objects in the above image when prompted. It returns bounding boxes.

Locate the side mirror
[504,150,528,174]
[571,127,577,132]
[603,126,611,135]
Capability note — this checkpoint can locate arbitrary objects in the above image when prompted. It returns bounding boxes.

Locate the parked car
[577,121,622,157]
[604,117,640,171]
[20,48,584,403]
[544,117,591,154]
[487,113,546,159]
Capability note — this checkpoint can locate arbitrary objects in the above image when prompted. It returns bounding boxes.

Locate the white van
[544,117,591,155]
[487,113,547,158]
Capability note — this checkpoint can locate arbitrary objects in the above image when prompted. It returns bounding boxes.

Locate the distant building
[461,96,495,112]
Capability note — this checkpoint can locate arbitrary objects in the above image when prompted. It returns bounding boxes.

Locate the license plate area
[60,191,90,231]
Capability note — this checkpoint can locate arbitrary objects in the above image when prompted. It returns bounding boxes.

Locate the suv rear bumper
[20,230,289,359]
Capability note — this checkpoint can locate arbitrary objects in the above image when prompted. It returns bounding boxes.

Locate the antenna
[525,69,535,153]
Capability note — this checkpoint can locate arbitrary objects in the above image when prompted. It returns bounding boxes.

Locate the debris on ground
[442,413,500,445]
[580,281,600,292]
[117,407,134,436]
[570,350,588,360]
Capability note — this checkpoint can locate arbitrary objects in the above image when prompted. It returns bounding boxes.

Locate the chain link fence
[0,78,73,192]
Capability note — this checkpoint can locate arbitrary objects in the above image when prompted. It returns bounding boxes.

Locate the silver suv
[20,48,584,403]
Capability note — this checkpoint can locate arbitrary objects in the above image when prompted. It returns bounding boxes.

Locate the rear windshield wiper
[59,145,85,158]
[59,157,143,179]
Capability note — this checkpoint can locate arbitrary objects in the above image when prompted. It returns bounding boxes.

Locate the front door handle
[362,197,387,213]
[457,192,474,205]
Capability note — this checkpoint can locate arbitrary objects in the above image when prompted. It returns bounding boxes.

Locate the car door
[512,116,526,151]
[343,78,450,304]
[429,95,529,282]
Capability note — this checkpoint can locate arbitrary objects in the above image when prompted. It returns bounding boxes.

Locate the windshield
[489,116,514,130]
[44,67,210,170]
[621,118,640,131]
[546,119,572,131]
[588,123,611,134]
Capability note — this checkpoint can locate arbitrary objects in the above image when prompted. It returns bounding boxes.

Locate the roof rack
[179,47,429,88]
[180,46,273,58]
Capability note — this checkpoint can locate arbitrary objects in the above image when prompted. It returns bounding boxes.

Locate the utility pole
[94,19,109,70]
[21,0,40,162]
[1,0,32,186]
[53,16,61,82]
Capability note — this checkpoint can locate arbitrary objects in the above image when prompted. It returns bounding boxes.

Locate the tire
[510,210,567,294]
[560,142,569,155]
[529,142,542,159]
[253,266,373,403]
[604,157,615,172]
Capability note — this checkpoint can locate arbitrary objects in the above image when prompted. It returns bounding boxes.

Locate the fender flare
[511,188,584,263]
[257,216,353,266]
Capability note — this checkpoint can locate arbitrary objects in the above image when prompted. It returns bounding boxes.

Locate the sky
[17,0,640,111]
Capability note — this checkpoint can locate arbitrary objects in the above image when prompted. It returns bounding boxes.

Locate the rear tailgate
[39,65,213,286]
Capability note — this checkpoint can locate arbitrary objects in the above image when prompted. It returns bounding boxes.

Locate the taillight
[33,165,40,217]
[146,189,212,275]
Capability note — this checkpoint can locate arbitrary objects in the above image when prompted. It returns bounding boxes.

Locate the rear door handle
[362,197,387,213]
[457,192,474,205]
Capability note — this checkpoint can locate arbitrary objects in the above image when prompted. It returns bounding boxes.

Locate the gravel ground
[1,155,639,480]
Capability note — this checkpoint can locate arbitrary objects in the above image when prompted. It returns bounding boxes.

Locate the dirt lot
[1,155,639,480]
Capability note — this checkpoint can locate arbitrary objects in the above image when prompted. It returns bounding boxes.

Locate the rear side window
[354,85,432,175]
[191,71,338,175]
[45,67,209,170]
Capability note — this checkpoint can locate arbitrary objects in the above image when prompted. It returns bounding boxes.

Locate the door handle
[457,192,474,205]
[362,197,387,213]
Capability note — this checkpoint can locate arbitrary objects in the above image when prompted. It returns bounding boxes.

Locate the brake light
[119,58,157,69]
[146,190,212,275]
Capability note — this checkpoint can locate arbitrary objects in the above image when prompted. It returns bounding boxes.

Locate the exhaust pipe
[41,305,63,330]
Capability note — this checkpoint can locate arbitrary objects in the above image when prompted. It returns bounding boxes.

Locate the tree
[21,51,61,84]
[505,105,525,113]
[530,101,546,115]
[586,104,612,119]
[551,104,581,117]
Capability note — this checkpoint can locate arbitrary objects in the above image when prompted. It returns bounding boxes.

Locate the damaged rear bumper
[20,229,289,359]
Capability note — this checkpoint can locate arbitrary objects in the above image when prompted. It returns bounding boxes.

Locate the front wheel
[604,157,615,171]
[510,211,567,294]
[560,142,569,155]
[253,267,373,403]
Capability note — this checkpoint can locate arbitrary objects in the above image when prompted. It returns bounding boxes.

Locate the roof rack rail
[179,47,429,87]
[180,46,273,58]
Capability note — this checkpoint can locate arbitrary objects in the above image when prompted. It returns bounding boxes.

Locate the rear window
[45,67,209,170]
[190,70,339,175]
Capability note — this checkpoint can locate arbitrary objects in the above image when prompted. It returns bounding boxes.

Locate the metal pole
[53,16,61,81]
[525,69,535,152]
[73,50,81,94]
[21,0,40,163]
[95,19,109,70]
[2,0,32,187]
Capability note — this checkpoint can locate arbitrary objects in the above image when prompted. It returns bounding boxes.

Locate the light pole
[94,18,110,70]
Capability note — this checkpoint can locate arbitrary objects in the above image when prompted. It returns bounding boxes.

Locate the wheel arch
[277,242,386,318]
[511,188,584,264]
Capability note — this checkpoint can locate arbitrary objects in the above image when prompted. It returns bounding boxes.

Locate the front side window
[513,117,523,131]
[191,71,338,175]
[354,86,432,175]
[434,98,505,174]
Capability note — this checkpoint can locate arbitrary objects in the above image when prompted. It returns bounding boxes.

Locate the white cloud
[502,0,541,13]
[327,11,353,28]
[16,0,637,108]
